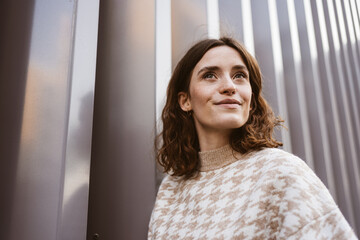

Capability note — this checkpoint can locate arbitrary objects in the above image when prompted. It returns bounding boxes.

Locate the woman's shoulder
[254,147,301,160]
[252,147,309,171]
[249,147,327,192]
[255,147,336,205]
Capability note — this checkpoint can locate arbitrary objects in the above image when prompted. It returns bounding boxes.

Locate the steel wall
[86,0,157,239]
[0,0,99,239]
[1,0,359,239]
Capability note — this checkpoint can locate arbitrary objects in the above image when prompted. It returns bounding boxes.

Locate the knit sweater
[148,145,357,239]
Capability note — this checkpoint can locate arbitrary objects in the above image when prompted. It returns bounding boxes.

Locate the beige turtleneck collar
[198,144,243,172]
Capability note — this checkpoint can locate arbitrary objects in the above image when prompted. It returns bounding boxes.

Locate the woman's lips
[214,99,242,109]
[215,99,241,105]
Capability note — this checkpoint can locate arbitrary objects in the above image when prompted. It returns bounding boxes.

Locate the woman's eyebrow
[197,66,220,76]
[232,65,248,72]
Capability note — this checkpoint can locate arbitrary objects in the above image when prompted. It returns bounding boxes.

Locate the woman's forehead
[194,46,247,72]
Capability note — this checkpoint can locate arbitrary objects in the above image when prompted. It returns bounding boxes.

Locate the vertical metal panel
[312,0,357,231]
[0,1,35,238]
[59,0,99,239]
[268,0,293,152]
[87,0,156,239]
[335,0,360,157]
[242,0,255,55]
[171,0,207,67]
[251,0,292,151]
[0,0,99,239]
[287,0,315,168]
[251,0,279,113]
[155,0,172,186]
[293,0,337,198]
[351,0,360,58]
[317,0,352,223]
[156,0,172,124]
[218,0,243,42]
[8,1,75,239]
[346,0,360,104]
[276,0,314,169]
[207,0,220,38]
[324,0,360,231]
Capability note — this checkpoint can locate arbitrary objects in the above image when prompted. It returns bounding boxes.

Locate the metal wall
[86,0,157,239]
[1,0,359,239]
[0,0,99,239]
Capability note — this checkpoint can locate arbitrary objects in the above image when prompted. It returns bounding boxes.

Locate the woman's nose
[220,76,236,95]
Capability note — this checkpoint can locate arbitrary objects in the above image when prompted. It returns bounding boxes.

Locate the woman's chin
[213,118,247,130]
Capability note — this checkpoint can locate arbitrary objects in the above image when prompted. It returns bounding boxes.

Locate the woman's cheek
[238,85,252,102]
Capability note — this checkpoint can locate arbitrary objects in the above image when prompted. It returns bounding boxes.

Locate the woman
[148,37,357,239]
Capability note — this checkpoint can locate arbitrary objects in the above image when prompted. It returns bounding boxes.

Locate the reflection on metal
[59,0,100,239]
[302,0,336,200]
[86,0,157,239]
[326,0,360,229]
[314,0,356,229]
[171,0,207,66]
[155,0,172,124]
[287,0,314,170]
[155,0,172,186]
[241,0,254,55]
[11,1,75,239]
[3,0,360,238]
[0,0,99,239]
[346,0,360,98]
[268,0,292,153]
[349,0,359,41]
[206,0,220,38]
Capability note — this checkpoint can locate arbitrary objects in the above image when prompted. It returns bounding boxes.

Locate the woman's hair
[156,37,283,179]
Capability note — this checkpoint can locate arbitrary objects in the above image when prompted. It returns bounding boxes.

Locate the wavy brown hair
[156,37,283,179]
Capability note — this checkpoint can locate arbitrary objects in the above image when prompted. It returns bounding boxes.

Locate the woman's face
[178,46,252,138]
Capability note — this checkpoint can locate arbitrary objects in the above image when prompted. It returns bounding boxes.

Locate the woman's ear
[178,92,192,112]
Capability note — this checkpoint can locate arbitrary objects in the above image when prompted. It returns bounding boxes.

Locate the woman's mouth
[214,99,242,108]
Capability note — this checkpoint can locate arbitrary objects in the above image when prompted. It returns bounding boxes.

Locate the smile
[214,99,242,105]
[214,99,242,109]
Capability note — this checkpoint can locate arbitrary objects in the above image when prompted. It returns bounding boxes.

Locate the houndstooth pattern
[148,145,357,239]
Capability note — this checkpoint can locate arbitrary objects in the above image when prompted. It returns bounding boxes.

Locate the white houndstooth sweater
[148,145,357,239]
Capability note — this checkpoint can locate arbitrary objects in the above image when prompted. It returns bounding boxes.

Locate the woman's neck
[197,129,231,151]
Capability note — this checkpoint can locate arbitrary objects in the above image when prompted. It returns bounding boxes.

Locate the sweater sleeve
[286,207,357,239]
[269,152,358,239]
[147,175,173,240]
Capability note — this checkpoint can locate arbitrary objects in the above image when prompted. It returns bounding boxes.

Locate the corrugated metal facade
[1,0,359,239]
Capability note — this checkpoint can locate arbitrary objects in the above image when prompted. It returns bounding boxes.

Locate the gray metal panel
[7,1,75,239]
[345,0,360,107]
[218,0,243,42]
[0,0,99,239]
[59,0,99,239]
[86,0,157,239]
[294,0,336,198]
[0,1,35,238]
[251,0,292,150]
[276,0,314,168]
[311,0,357,231]
[171,0,208,68]
[218,0,255,55]
[323,0,360,231]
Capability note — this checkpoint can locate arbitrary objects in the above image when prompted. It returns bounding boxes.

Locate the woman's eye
[234,72,247,79]
[203,73,216,79]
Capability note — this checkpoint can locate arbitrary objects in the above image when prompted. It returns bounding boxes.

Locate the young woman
[148,37,357,239]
